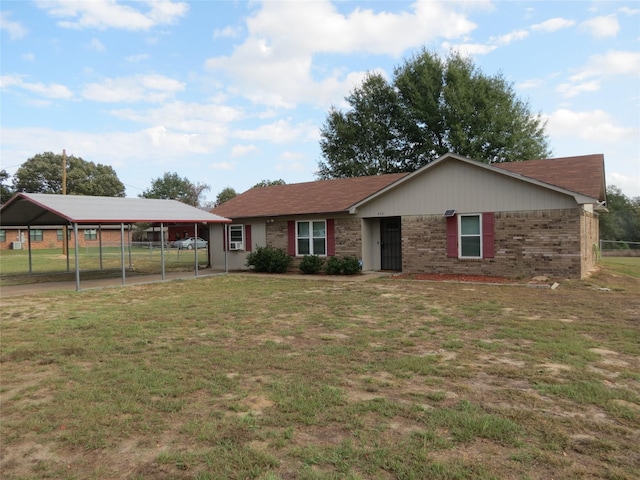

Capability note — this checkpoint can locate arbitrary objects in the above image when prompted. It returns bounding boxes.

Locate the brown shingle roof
[212,173,408,218]
[213,154,606,219]
[494,154,606,202]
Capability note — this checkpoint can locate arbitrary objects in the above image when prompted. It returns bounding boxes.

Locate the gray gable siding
[354,160,578,218]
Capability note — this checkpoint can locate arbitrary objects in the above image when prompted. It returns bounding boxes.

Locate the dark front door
[380,217,402,271]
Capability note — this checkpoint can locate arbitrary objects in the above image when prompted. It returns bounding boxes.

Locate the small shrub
[299,255,324,274]
[341,256,362,275]
[246,246,292,273]
[325,256,343,275]
[324,256,362,275]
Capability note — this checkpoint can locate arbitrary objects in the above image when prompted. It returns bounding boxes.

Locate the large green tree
[1,169,14,203]
[600,185,640,247]
[12,152,125,196]
[141,172,209,207]
[253,179,286,188]
[215,187,237,207]
[318,50,551,179]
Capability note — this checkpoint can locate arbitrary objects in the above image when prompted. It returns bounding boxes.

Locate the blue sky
[1,0,639,203]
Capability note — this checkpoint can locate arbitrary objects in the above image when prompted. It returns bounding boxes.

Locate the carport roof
[0,193,231,227]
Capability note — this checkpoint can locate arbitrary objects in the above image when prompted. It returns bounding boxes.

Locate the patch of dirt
[393,273,514,283]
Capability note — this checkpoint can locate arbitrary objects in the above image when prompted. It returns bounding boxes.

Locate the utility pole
[62,149,68,256]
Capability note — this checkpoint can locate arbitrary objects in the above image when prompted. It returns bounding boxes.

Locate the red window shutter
[222,226,227,251]
[446,216,458,258]
[326,219,335,256]
[287,221,296,256]
[482,213,495,258]
[245,224,252,252]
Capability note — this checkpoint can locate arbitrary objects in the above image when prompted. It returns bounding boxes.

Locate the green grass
[1,259,639,479]
[0,246,209,285]
[601,256,640,277]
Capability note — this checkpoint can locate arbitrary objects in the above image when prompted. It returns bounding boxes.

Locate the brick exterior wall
[265,216,360,268]
[260,208,594,279]
[0,228,129,251]
[580,210,599,275]
[333,216,361,258]
[402,208,587,279]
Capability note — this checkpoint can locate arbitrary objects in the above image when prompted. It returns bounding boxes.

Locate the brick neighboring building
[0,226,130,251]
[210,153,606,279]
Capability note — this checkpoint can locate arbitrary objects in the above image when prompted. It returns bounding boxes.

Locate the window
[459,215,481,258]
[30,229,44,242]
[229,224,244,250]
[57,229,72,241]
[84,229,97,240]
[0,230,5,242]
[297,220,326,256]
[446,213,495,259]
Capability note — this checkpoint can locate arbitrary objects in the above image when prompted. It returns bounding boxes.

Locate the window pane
[460,216,480,235]
[461,237,481,257]
[297,222,309,237]
[312,221,325,238]
[298,238,310,255]
[313,238,326,255]
[230,225,243,242]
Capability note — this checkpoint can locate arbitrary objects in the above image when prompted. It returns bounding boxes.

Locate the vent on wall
[443,209,456,217]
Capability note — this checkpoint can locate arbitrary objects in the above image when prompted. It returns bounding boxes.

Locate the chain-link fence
[600,240,640,256]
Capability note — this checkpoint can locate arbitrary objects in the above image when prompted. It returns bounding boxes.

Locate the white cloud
[22,53,35,62]
[214,25,242,39]
[110,101,243,133]
[88,38,106,52]
[205,0,479,108]
[608,172,640,197]
[0,74,73,99]
[545,109,637,143]
[516,79,543,90]
[556,80,601,98]
[618,7,639,16]
[490,29,529,46]
[126,54,150,63]
[441,41,496,56]
[231,144,258,157]
[234,119,317,144]
[81,74,185,103]
[35,0,188,31]
[580,15,620,39]
[530,17,575,32]
[570,50,640,81]
[0,12,27,39]
[210,162,234,171]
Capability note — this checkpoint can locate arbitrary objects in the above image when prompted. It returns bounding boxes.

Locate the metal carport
[0,193,231,291]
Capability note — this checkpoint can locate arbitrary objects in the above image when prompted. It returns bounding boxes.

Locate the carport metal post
[224,223,229,273]
[27,226,32,273]
[99,225,104,270]
[194,223,198,277]
[160,222,166,281]
[73,223,80,291]
[120,223,126,285]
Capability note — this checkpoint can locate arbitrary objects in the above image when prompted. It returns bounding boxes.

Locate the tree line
[1,49,636,245]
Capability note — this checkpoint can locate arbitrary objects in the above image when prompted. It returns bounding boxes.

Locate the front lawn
[0,259,638,478]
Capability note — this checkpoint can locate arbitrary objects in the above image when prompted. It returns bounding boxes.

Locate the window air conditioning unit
[229,242,242,251]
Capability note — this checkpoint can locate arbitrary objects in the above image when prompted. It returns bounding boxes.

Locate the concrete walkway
[0,270,390,298]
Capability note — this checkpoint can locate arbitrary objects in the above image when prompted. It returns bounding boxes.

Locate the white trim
[458,213,482,259]
[295,219,327,256]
